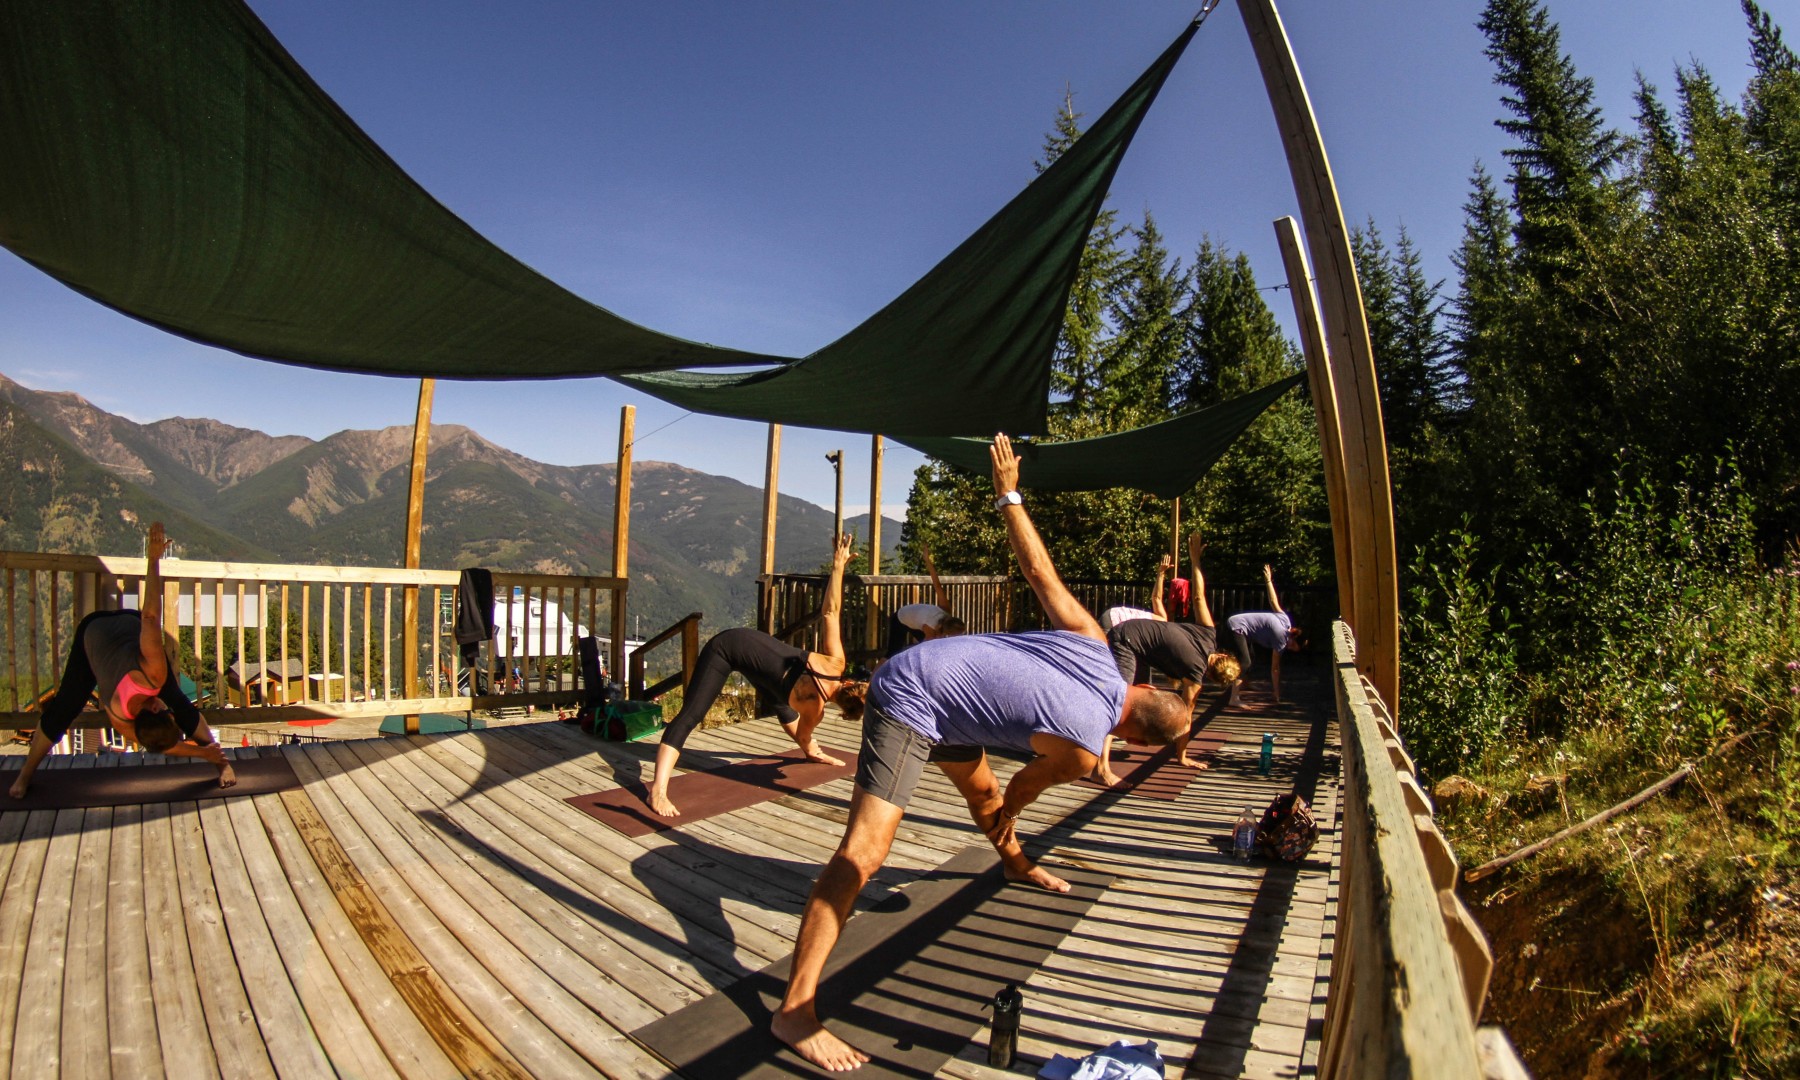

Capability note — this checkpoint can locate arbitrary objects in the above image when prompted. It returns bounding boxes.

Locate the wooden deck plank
[63,807,114,1080]
[272,780,529,1080]
[104,804,164,1080]
[287,743,611,1079]
[250,788,464,1080]
[414,730,795,964]
[199,796,372,1080]
[12,808,82,1079]
[333,737,674,1033]
[167,800,279,1080]
[140,802,223,1080]
[0,811,42,1079]
[359,736,711,1012]
[392,734,749,989]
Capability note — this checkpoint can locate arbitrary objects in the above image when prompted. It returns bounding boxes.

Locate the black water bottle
[988,983,1023,1068]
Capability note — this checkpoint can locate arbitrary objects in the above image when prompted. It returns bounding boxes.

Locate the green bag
[591,700,663,742]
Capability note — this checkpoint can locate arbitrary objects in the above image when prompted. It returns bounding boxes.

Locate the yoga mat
[1076,739,1223,800]
[565,747,858,837]
[0,755,301,811]
[633,844,1112,1079]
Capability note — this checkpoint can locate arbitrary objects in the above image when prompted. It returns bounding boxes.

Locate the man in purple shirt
[773,435,1192,1072]
[1225,563,1308,703]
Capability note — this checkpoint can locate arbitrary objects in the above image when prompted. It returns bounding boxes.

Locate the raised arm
[990,435,1102,641]
[137,523,170,685]
[817,532,854,659]
[1189,531,1217,626]
[919,539,950,612]
[1262,563,1284,615]
[1149,554,1172,621]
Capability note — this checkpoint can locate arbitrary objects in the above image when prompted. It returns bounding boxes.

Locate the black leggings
[661,628,805,750]
[1227,628,1255,674]
[39,611,202,743]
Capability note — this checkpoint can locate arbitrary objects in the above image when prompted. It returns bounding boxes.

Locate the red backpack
[1167,578,1192,621]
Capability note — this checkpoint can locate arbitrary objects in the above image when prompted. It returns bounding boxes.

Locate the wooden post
[401,377,433,734]
[1275,216,1356,628]
[866,434,885,656]
[1240,0,1400,710]
[1169,497,1181,572]
[868,435,884,574]
[611,406,635,687]
[759,424,782,633]
[830,450,845,543]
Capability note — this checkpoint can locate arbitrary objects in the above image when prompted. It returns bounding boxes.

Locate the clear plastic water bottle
[1234,807,1258,860]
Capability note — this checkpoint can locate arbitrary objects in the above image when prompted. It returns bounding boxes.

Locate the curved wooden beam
[1239,0,1400,710]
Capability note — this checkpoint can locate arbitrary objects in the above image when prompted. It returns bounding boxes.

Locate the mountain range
[0,373,902,633]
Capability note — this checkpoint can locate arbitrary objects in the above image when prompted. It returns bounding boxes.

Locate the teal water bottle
[1259,733,1275,776]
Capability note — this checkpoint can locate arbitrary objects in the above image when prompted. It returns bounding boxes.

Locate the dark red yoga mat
[1076,738,1225,800]
[566,746,858,837]
[0,755,301,811]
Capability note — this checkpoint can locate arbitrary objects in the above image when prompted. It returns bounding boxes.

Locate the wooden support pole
[868,435,884,573]
[1275,216,1356,629]
[829,449,845,543]
[611,405,635,687]
[401,377,434,734]
[759,424,782,633]
[1169,497,1182,572]
[1240,0,1400,711]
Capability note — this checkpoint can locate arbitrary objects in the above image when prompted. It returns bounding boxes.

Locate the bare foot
[648,790,680,818]
[7,776,28,799]
[772,1006,869,1072]
[1177,755,1211,770]
[1087,766,1122,786]
[803,743,845,767]
[1003,862,1071,893]
[217,763,239,789]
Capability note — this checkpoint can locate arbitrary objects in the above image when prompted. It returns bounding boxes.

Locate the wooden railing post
[401,376,434,735]
[611,405,635,687]
[759,423,781,634]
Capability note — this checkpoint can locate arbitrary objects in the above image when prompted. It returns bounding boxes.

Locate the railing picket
[6,568,17,712]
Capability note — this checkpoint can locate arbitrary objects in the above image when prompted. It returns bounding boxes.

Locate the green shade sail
[0,0,781,379]
[620,21,1201,436]
[897,375,1304,499]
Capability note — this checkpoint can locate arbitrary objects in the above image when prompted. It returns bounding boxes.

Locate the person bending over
[1102,532,1242,775]
[7,523,234,799]
[772,435,1193,1072]
[646,533,867,818]
[1224,563,1307,703]
[887,538,966,657]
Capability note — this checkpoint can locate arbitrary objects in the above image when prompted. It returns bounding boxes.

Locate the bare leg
[772,787,901,1071]
[7,732,57,799]
[934,755,1070,893]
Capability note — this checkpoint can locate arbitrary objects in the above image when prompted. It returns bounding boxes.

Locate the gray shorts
[855,704,983,810]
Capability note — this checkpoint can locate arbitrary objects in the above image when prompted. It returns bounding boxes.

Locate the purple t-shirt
[868,630,1126,756]
[1227,610,1293,651]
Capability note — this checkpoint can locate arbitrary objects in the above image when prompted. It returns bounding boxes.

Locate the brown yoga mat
[1075,739,1223,800]
[565,746,858,837]
[632,844,1112,1079]
[0,755,301,811]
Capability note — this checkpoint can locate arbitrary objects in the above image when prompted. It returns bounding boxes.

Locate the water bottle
[1234,807,1258,861]
[1259,732,1275,776]
[988,983,1023,1068]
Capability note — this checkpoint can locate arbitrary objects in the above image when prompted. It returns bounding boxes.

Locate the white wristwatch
[993,490,1022,511]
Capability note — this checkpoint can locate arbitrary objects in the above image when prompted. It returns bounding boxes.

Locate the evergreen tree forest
[904,2,1800,1073]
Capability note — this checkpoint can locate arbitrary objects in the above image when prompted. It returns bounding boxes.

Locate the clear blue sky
[0,0,1767,517]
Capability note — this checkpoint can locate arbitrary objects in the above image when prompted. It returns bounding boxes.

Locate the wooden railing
[628,612,701,700]
[1324,620,1526,1078]
[761,572,1338,664]
[0,550,625,729]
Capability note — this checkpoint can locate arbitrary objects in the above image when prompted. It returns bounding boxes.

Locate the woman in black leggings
[647,533,867,817]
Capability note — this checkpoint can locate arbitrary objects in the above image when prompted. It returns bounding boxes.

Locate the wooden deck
[0,668,1338,1080]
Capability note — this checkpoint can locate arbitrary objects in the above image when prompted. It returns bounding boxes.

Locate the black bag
[1255,793,1319,862]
